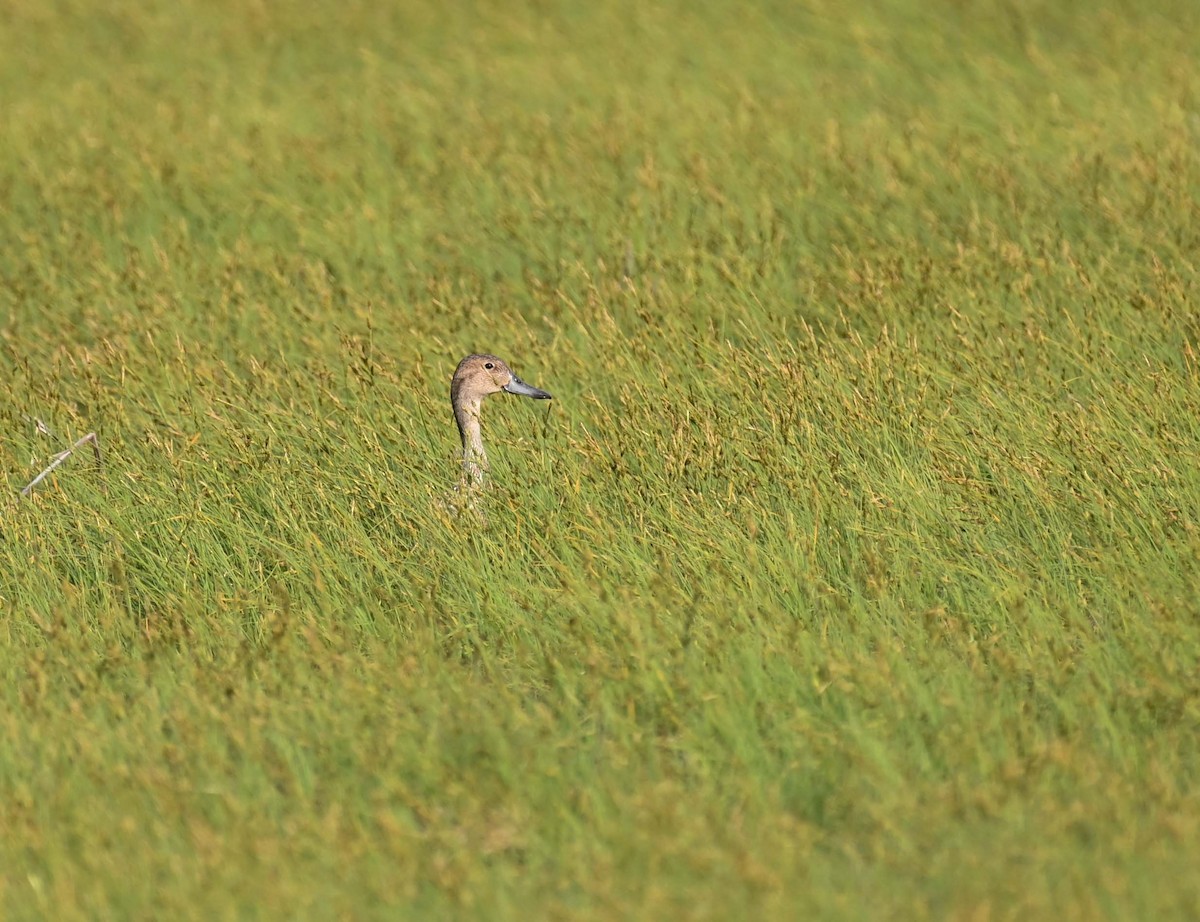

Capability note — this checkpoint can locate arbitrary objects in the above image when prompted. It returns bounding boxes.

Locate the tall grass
[2,0,1199,918]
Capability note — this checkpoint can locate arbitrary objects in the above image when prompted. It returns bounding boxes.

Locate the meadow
[1,0,1199,917]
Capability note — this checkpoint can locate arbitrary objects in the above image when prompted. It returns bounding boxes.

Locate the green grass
[2,0,1200,917]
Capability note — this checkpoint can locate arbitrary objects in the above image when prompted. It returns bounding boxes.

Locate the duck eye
[484,362,494,370]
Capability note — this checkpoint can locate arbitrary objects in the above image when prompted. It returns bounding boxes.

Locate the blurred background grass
[1,0,1199,918]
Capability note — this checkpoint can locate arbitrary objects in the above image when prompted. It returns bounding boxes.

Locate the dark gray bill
[504,375,552,399]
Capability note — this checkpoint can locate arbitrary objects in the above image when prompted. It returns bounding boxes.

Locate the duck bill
[503,376,552,400]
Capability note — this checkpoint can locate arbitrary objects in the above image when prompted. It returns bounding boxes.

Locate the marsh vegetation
[1,0,1198,917]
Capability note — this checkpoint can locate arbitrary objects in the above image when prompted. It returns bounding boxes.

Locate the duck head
[451,354,553,405]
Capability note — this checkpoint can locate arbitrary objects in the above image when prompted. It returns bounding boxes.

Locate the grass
[2,0,1199,917]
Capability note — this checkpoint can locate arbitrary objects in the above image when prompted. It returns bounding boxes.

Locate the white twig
[19,432,102,497]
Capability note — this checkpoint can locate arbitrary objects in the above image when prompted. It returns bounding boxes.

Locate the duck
[451,353,552,487]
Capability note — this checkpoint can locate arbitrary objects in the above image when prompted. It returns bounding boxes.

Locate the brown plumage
[450,353,552,487]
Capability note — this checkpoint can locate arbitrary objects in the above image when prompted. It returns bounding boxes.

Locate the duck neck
[454,397,488,486]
